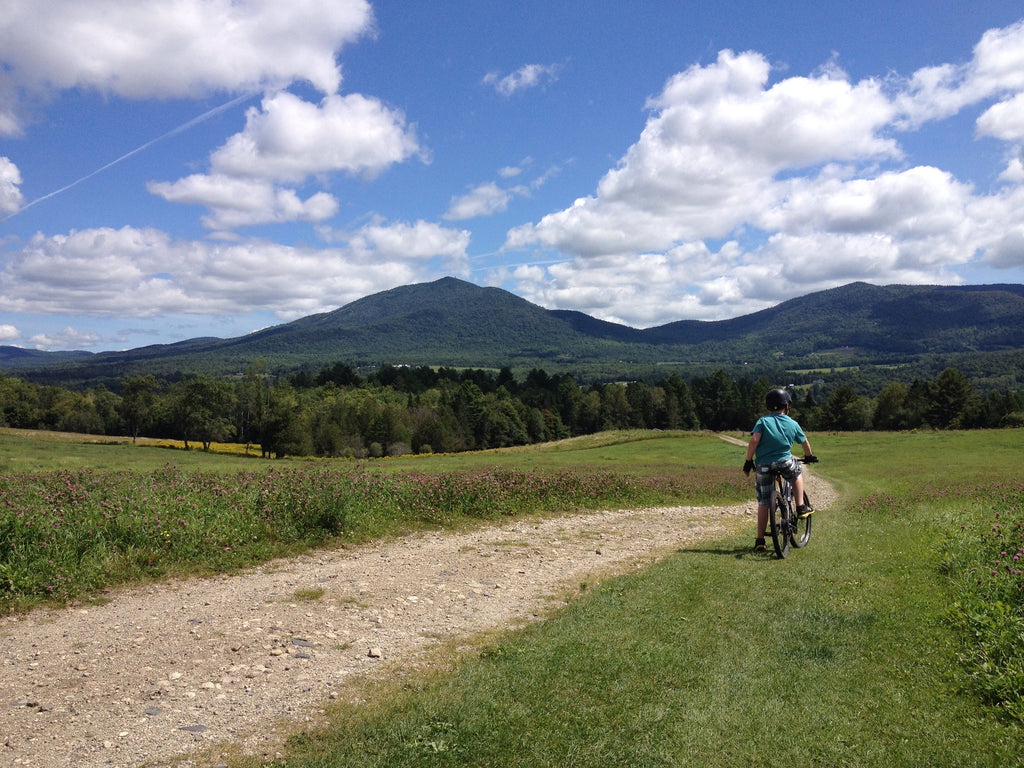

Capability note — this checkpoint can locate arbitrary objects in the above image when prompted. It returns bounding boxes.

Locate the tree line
[1,363,1022,458]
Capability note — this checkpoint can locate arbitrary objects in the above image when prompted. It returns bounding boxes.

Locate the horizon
[3,277,1021,357]
[3,1,1024,351]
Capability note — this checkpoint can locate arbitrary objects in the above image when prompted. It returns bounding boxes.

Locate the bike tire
[768,481,790,559]
[791,491,812,548]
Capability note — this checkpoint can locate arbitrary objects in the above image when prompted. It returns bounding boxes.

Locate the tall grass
[936,486,1024,722]
[0,456,745,612]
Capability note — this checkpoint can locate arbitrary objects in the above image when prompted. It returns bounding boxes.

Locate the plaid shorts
[754,458,802,505]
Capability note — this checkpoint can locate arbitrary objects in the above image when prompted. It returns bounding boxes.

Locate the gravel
[0,473,835,768]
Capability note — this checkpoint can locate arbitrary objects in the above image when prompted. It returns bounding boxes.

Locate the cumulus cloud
[148,175,340,230]
[0,0,374,134]
[28,327,101,350]
[483,64,560,97]
[0,323,20,343]
[977,91,1024,142]
[0,222,470,320]
[445,182,520,220]
[501,27,1024,327]
[149,91,423,229]
[896,20,1024,127]
[0,157,24,214]
[506,50,898,258]
[209,92,424,182]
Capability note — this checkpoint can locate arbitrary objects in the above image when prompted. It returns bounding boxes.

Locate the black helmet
[765,388,792,410]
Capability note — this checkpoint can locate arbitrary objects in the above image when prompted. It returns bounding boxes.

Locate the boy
[743,388,817,551]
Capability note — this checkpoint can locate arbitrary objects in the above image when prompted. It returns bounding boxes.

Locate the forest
[2,361,1022,459]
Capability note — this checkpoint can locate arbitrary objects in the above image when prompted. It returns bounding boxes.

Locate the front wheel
[768,482,790,559]
[791,491,812,548]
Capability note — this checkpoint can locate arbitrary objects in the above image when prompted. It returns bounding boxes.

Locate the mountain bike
[767,458,815,559]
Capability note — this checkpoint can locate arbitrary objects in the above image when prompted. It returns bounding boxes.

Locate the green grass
[0,428,263,473]
[0,430,747,612]
[3,427,1022,765]
[226,429,1023,768]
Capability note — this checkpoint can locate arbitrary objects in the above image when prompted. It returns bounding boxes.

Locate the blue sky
[2,1,1024,352]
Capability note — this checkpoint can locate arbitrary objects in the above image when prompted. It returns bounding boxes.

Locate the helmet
[765,388,792,411]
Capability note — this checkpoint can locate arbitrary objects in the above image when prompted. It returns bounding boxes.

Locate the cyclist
[743,388,817,552]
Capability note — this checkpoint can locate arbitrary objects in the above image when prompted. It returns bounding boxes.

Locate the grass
[225,429,1021,768]
[0,430,747,613]
[0,428,263,473]
[2,427,1022,765]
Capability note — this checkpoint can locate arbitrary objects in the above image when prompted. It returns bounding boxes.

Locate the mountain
[4,278,1024,386]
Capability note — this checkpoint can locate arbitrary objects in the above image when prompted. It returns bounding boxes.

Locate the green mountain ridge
[4,278,1024,387]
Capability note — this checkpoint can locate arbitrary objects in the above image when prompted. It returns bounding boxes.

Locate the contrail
[5,91,257,220]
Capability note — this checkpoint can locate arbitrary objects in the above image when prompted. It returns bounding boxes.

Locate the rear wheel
[791,491,812,548]
[768,481,790,559]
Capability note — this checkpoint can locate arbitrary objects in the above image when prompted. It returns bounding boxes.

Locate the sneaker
[797,504,814,519]
[753,538,766,551]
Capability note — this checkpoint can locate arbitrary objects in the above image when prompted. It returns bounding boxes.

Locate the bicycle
[767,457,816,559]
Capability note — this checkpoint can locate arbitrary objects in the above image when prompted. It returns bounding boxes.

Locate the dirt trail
[1,473,835,768]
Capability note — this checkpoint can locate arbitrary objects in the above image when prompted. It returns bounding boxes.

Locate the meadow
[1,427,1022,766]
[0,429,746,612]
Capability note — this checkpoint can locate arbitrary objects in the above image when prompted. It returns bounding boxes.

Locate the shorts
[754,458,802,505]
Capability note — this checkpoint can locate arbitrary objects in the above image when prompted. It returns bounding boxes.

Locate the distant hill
[4,278,1024,387]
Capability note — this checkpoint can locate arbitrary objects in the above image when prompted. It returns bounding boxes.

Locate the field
[1,428,1022,766]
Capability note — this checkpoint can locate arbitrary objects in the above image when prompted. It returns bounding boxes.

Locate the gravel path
[1,472,835,768]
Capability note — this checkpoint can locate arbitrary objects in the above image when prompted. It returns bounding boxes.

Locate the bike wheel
[768,481,790,559]
[791,491,812,548]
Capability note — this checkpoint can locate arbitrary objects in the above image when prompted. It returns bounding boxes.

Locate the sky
[2,1,1024,352]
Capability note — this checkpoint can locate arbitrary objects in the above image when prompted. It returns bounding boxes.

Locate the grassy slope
[246,430,1022,768]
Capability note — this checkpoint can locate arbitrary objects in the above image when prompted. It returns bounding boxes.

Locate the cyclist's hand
[803,454,819,463]
[743,459,755,475]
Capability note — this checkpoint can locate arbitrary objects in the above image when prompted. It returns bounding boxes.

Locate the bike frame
[767,466,811,559]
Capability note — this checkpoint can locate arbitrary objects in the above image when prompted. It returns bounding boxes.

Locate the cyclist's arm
[745,432,761,462]
[800,439,813,458]
[743,432,761,475]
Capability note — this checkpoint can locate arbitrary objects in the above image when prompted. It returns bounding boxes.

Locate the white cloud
[28,327,101,350]
[0,0,374,134]
[483,64,560,97]
[506,50,898,257]
[148,175,339,229]
[210,92,423,183]
[895,19,1024,127]
[502,27,1024,327]
[0,323,20,343]
[977,91,1024,141]
[999,155,1024,184]
[444,160,562,221]
[344,219,471,262]
[445,182,518,220]
[0,222,470,320]
[149,91,422,229]
[0,157,24,214]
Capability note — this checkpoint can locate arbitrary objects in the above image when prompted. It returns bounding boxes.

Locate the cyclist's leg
[756,502,769,538]
[753,466,773,549]
[794,476,814,517]
[785,460,813,517]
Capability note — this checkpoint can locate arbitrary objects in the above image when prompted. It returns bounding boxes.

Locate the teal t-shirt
[751,413,806,465]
